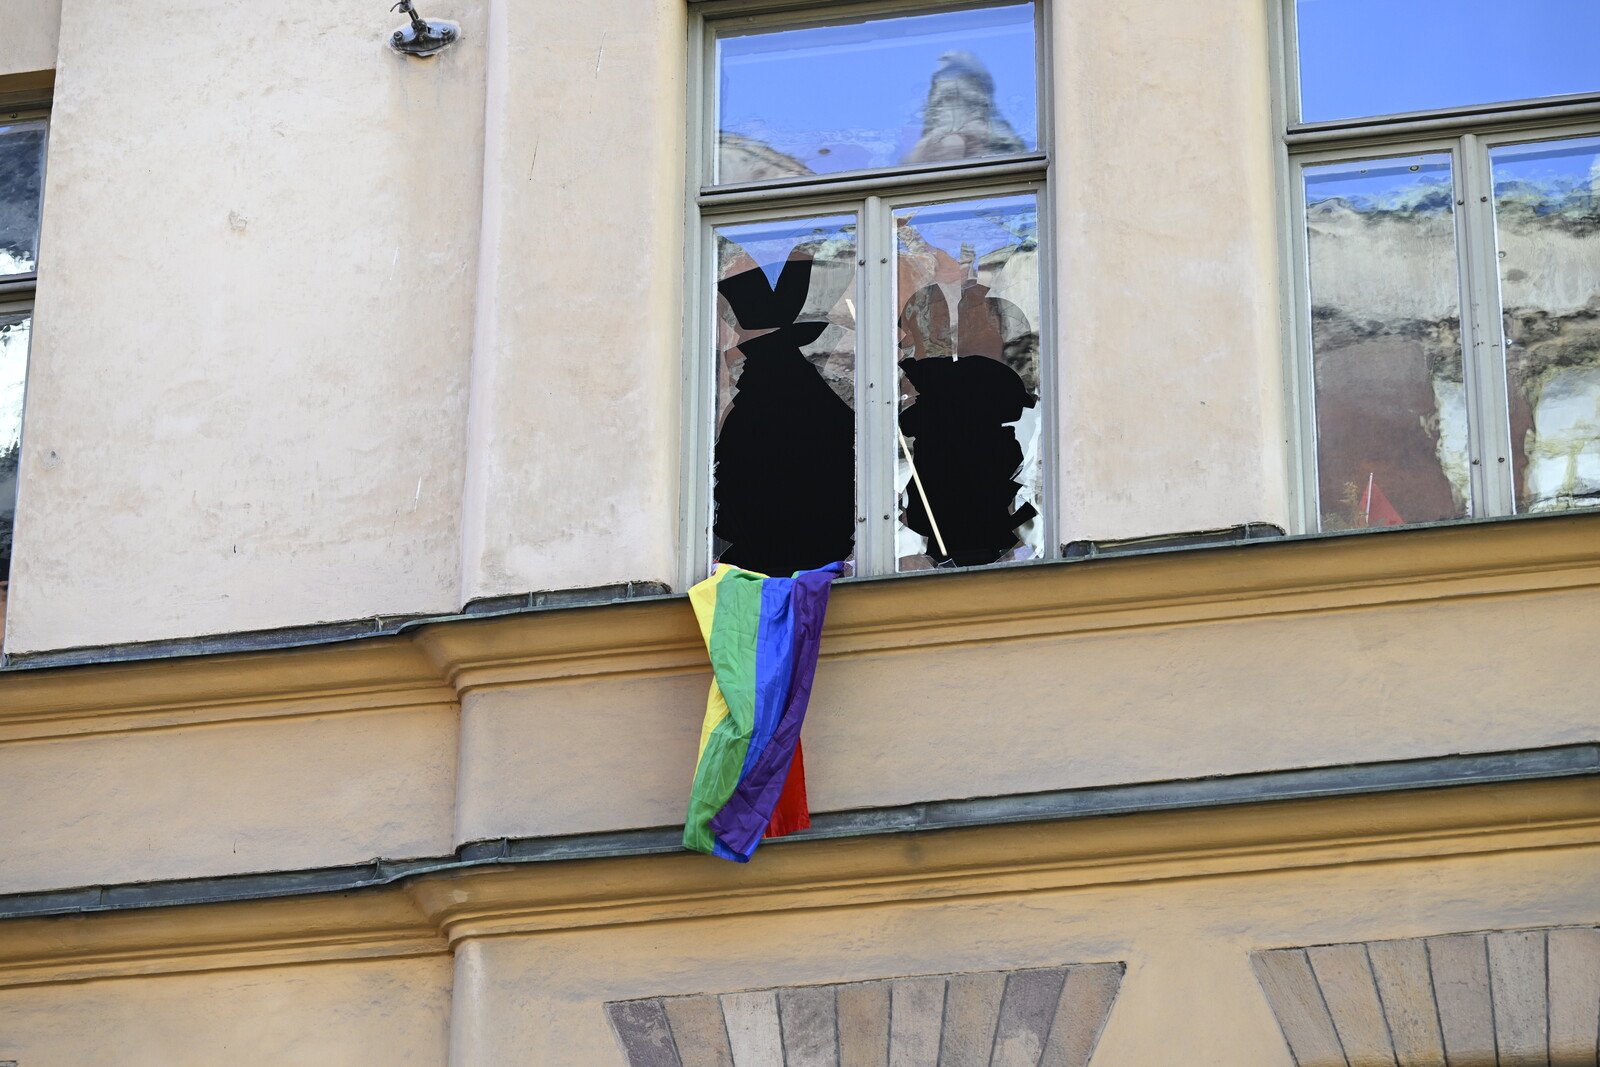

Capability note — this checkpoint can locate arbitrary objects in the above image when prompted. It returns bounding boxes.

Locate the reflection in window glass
[712,216,858,575]
[0,121,48,275]
[1295,0,1600,123]
[714,5,1036,183]
[1491,135,1600,514]
[893,194,1041,570]
[1303,154,1469,530]
[1,314,28,579]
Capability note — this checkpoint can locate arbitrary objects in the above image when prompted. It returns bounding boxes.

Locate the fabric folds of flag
[683,561,844,862]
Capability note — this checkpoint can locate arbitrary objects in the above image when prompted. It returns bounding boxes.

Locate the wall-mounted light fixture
[389,0,459,58]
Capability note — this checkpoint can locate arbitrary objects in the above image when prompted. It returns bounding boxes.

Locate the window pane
[893,193,1041,570]
[0,121,47,276]
[1491,135,1600,514]
[1304,154,1470,530]
[1,313,28,579]
[712,215,858,575]
[1295,0,1600,122]
[714,4,1036,184]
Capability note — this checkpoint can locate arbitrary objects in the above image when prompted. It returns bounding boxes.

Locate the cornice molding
[0,777,1593,988]
[1,514,1596,736]
[0,640,450,742]
[407,777,1600,945]
[419,513,1600,693]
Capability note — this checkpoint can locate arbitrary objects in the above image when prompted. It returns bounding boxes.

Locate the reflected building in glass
[1491,135,1600,513]
[1302,154,1470,530]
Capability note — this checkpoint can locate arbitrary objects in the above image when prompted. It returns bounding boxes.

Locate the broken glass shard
[712,215,858,576]
[893,193,1042,571]
[0,121,46,277]
[0,313,29,579]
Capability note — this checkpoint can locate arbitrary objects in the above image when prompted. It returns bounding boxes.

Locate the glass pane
[1304,153,1470,530]
[714,4,1036,184]
[712,215,858,575]
[893,193,1042,570]
[1,313,29,579]
[0,121,47,276]
[1491,134,1600,514]
[1295,0,1600,123]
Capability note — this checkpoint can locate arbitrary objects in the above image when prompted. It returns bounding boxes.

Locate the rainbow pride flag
[683,561,844,861]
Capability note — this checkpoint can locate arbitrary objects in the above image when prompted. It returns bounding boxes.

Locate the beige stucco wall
[457,0,685,605]
[5,0,488,652]
[0,0,58,81]
[0,955,452,1067]
[1053,0,1290,544]
[4,0,1295,653]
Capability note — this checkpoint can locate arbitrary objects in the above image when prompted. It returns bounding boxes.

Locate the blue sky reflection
[717,4,1035,178]
[1297,0,1600,122]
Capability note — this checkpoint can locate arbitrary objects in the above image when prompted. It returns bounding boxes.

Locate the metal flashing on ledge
[2,508,1595,675]
[1063,522,1285,560]
[0,580,675,672]
[1,744,1593,923]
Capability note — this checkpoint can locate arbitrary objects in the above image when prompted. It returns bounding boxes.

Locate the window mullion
[1470,137,1517,515]
[857,194,896,576]
[1455,133,1516,516]
[1285,156,1320,534]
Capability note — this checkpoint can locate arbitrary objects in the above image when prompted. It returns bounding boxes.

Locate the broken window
[894,194,1042,569]
[1286,4,1600,529]
[693,2,1050,580]
[713,216,859,575]
[0,111,47,589]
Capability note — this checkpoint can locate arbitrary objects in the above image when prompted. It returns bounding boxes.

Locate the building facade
[0,1,1597,1064]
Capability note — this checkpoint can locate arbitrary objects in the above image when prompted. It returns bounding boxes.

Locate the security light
[389,0,458,58]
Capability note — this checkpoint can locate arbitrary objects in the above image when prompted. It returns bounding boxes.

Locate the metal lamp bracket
[389,0,459,58]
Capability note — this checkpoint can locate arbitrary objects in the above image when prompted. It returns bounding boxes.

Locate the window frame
[1273,1,1600,533]
[0,102,49,589]
[680,0,1057,589]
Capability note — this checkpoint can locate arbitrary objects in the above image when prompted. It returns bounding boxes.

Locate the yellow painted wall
[455,585,1600,843]
[1,519,1594,895]
[451,847,1598,1064]
[0,702,458,896]
[0,956,452,1067]
[0,785,1594,1065]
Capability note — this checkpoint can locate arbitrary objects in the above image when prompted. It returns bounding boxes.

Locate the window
[1283,1,1600,531]
[684,1,1052,583]
[0,106,47,586]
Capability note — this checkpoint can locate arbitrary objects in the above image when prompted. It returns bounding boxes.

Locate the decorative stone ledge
[607,963,1125,1067]
[1254,926,1600,1065]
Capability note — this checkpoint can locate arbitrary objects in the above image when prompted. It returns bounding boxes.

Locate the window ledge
[0,509,1594,737]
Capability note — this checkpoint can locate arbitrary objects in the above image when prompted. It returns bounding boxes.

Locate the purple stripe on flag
[709,563,841,857]
[745,578,797,779]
